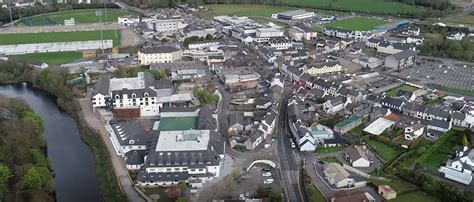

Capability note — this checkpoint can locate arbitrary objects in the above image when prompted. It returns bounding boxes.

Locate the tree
[165,185,181,199]
[205,34,214,40]
[461,134,469,147]
[256,186,269,198]
[0,165,12,198]
[22,167,43,190]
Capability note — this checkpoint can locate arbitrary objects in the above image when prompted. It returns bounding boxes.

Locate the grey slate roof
[111,120,159,146]
[428,119,450,129]
[92,76,110,96]
[427,107,450,119]
[391,50,417,60]
[138,170,189,182]
[451,111,465,120]
[125,150,146,165]
[140,45,180,54]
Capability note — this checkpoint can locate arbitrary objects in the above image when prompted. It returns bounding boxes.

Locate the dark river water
[0,83,102,202]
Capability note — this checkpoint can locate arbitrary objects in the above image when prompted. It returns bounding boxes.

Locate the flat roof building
[273,10,315,20]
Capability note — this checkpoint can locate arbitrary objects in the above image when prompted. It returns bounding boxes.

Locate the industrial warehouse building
[0,40,113,55]
[272,10,315,20]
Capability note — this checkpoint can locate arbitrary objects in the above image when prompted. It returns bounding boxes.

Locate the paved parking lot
[397,61,474,90]
[234,166,280,198]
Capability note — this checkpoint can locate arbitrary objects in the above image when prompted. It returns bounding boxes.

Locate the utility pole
[96,11,104,54]
[7,0,13,27]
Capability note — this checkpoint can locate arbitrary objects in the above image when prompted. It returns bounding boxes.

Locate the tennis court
[158,117,197,131]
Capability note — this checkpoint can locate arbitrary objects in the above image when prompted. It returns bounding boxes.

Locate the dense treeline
[0,3,118,25]
[0,61,127,201]
[417,25,474,62]
[393,0,455,11]
[0,96,55,201]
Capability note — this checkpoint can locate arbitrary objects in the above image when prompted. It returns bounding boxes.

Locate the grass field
[0,30,121,47]
[323,17,388,31]
[279,0,424,15]
[369,177,417,193]
[11,51,83,65]
[446,14,474,25]
[316,146,345,154]
[418,130,460,171]
[387,84,420,97]
[391,191,440,202]
[322,157,342,164]
[199,4,295,19]
[158,117,197,131]
[365,138,400,161]
[17,9,134,26]
[307,185,326,202]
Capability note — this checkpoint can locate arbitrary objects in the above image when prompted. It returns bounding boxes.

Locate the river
[0,83,102,202]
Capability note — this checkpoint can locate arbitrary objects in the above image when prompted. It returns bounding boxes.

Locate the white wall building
[138,45,182,65]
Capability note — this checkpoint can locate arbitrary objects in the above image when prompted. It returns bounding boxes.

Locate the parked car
[262,172,271,177]
[262,168,271,172]
[291,142,296,148]
[264,143,271,149]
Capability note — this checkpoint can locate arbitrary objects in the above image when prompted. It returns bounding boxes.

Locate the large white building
[306,61,343,75]
[0,40,113,55]
[256,27,284,38]
[91,72,195,117]
[144,17,188,32]
[138,129,224,191]
[138,45,182,65]
[272,10,315,20]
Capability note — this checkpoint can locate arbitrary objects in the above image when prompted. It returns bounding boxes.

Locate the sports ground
[16,9,134,26]
[0,30,121,47]
[157,117,197,131]
[323,17,389,31]
[10,51,83,65]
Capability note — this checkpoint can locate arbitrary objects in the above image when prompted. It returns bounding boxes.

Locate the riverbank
[0,62,127,201]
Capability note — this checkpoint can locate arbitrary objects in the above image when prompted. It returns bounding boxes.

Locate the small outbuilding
[378,185,397,200]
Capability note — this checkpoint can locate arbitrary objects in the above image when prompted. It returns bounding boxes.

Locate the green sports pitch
[16,9,135,26]
[323,17,389,31]
[157,117,198,131]
[0,30,121,47]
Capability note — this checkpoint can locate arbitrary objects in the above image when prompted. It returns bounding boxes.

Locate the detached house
[323,163,355,188]
[404,122,424,141]
[344,145,371,167]
[323,96,350,114]
[439,147,473,185]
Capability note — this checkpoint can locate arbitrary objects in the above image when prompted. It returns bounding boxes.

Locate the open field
[11,51,83,65]
[391,191,440,202]
[387,84,420,97]
[365,138,400,161]
[446,14,474,25]
[369,177,417,193]
[158,117,197,131]
[417,130,460,171]
[323,17,388,31]
[0,30,121,47]
[16,9,134,26]
[279,0,424,15]
[199,4,295,19]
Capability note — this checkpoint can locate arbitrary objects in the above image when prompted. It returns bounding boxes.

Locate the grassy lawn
[391,191,440,202]
[158,117,197,131]
[143,187,175,202]
[279,0,424,15]
[317,146,345,154]
[399,139,431,169]
[0,30,121,47]
[307,184,326,202]
[432,84,474,97]
[369,178,417,193]
[11,51,83,65]
[417,130,460,171]
[248,17,288,27]
[446,14,474,25]
[323,17,388,31]
[322,157,341,164]
[365,138,400,161]
[387,84,420,97]
[199,4,295,19]
[17,9,135,26]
